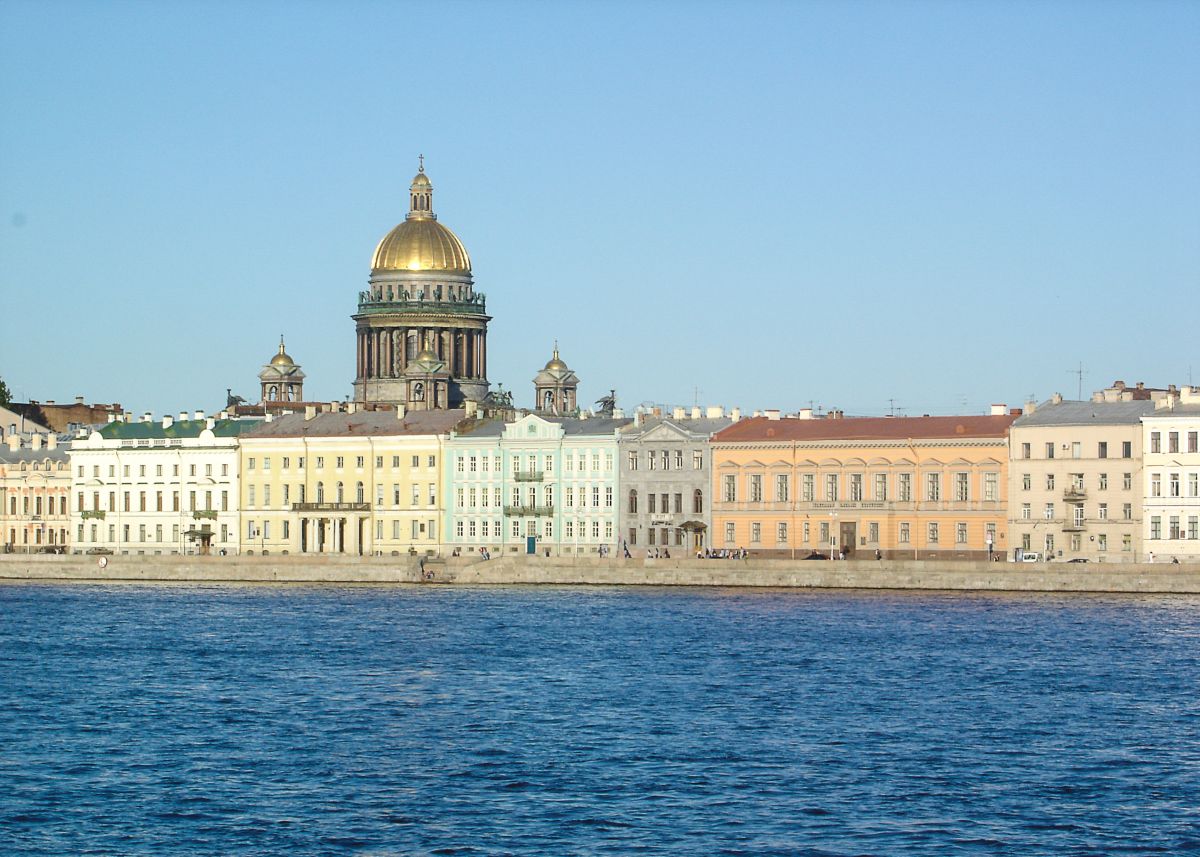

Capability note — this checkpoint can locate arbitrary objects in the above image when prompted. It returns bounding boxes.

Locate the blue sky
[2,0,1197,418]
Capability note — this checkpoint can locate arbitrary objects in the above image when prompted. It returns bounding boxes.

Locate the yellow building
[710,411,1017,559]
[238,406,466,556]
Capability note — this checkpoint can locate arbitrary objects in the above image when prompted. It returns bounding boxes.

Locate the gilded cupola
[370,157,472,274]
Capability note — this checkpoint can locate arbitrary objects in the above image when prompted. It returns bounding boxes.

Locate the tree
[0,377,10,407]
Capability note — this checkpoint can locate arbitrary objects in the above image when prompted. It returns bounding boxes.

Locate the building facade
[711,412,1015,559]
[69,412,253,555]
[618,409,731,555]
[1,433,71,553]
[353,161,490,408]
[1008,395,1155,562]
[444,413,630,556]
[237,407,465,556]
[1141,390,1200,562]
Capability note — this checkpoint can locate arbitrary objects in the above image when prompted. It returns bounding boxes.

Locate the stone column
[481,330,487,379]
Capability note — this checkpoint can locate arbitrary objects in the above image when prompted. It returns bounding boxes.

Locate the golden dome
[543,343,568,371]
[372,159,471,273]
[371,218,472,273]
[270,336,295,367]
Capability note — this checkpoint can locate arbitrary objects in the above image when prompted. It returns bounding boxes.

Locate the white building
[69,411,256,555]
[1142,388,1200,562]
[444,413,630,556]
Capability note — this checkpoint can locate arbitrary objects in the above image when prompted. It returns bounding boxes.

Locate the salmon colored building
[710,411,1017,559]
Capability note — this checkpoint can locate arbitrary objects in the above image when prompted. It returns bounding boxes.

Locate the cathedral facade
[353,161,490,409]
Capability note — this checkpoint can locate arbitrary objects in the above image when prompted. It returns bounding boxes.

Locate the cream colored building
[1,433,71,553]
[1008,395,1156,562]
[1141,388,1200,562]
[69,411,253,555]
[238,406,466,556]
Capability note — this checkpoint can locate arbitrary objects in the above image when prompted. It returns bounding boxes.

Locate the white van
[1021,552,1042,563]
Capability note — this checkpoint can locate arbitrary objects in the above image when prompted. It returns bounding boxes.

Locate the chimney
[264,413,274,423]
[219,410,228,420]
[179,411,187,423]
[1051,393,1063,405]
[990,404,1007,416]
[633,411,643,427]
[194,410,205,421]
[672,406,685,420]
[108,413,117,423]
[46,400,55,406]
[1025,400,1037,414]
[798,408,813,420]
[162,415,174,429]
[346,402,358,414]
[612,408,624,418]
[141,412,152,423]
[465,401,478,419]
[395,404,406,419]
[1010,408,1022,416]
[6,435,19,451]
[764,409,780,421]
[305,405,317,420]
[206,418,215,430]
[47,435,57,450]
[690,406,701,419]
[30,433,43,450]
[706,406,724,419]
[75,396,84,405]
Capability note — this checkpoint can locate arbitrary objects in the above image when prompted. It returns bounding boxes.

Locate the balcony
[503,505,555,517]
[291,502,370,513]
[513,470,545,482]
[1064,487,1087,501]
[193,509,218,520]
[80,510,106,520]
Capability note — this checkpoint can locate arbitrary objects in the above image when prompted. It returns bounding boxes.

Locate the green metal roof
[97,418,259,440]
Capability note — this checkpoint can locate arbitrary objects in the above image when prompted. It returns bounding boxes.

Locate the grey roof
[1142,404,1200,419]
[1013,399,1157,427]
[0,444,70,464]
[245,409,468,439]
[620,416,733,439]
[456,416,632,439]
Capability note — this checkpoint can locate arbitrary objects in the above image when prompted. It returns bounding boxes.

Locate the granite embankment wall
[3,554,1200,593]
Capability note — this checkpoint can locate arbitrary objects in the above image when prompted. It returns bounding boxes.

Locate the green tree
[0,377,10,406]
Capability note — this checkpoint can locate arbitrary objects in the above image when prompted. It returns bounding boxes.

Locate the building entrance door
[840,522,857,558]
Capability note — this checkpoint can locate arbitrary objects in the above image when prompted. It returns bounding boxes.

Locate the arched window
[316,482,325,503]
[336,482,344,503]
[355,482,364,503]
[693,489,703,514]
[628,489,638,513]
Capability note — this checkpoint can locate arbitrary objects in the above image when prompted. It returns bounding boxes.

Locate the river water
[1,584,1198,855]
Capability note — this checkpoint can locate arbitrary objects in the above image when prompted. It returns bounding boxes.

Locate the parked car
[803,552,830,560]
[1067,558,1089,563]
[1021,552,1042,563]
[85,547,113,555]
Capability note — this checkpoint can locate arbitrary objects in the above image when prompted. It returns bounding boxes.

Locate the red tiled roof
[712,414,1016,443]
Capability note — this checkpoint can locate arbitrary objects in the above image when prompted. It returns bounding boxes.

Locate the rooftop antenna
[693,386,702,407]
[1069,362,1087,400]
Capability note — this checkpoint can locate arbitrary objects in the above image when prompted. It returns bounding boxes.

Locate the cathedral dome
[270,337,295,367]
[371,159,471,274]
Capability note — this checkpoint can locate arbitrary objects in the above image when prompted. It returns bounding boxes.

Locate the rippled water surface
[2,584,1199,855]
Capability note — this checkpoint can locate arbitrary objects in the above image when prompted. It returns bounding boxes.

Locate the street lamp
[830,510,838,560]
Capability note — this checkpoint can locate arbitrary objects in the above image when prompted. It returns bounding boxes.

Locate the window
[1044,534,1054,555]
[825,474,838,501]
[1123,503,1132,520]
[316,456,324,469]
[1021,503,1031,519]
[927,523,939,544]
[802,474,814,502]
[1151,474,1161,497]
[1044,503,1055,520]
[725,523,735,544]
[1150,516,1161,540]
[1169,473,1181,497]
[898,473,912,502]
[1098,441,1108,459]
[1190,473,1199,498]
[1190,432,1199,454]
[776,475,789,502]
[849,474,863,502]
[264,485,272,506]
[874,474,887,501]
[925,473,940,501]
[777,522,788,544]
[1098,533,1107,551]
[819,522,829,544]
[675,451,683,470]
[456,456,464,473]
[1169,516,1181,540]
[1021,443,1031,459]
[899,522,910,543]
[628,490,637,513]
[648,493,656,514]
[1122,534,1132,552]
[247,457,256,471]
[1122,441,1132,458]
[1099,473,1108,490]
[749,475,763,502]
[336,456,345,469]
[693,490,703,514]
[1150,432,1161,454]
[647,452,656,471]
[693,451,703,470]
[1099,503,1108,520]
[750,522,761,543]
[1046,474,1055,491]
[984,472,999,501]
[956,522,967,544]
[1123,472,1132,490]
[1189,516,1199,540]
[1046,442,1055,459]
[1071,441,1081,459]
[593,487,601,508]
[606,488,614,508]
[723,475,736,502]
[954,472,968,502]
[868,522,879,543]
[1169,432,1179,454]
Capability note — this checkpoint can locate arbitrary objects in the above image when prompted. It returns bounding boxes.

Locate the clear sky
[2,0,1197,419]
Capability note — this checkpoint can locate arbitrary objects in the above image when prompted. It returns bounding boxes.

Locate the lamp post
[830,510,838,560]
